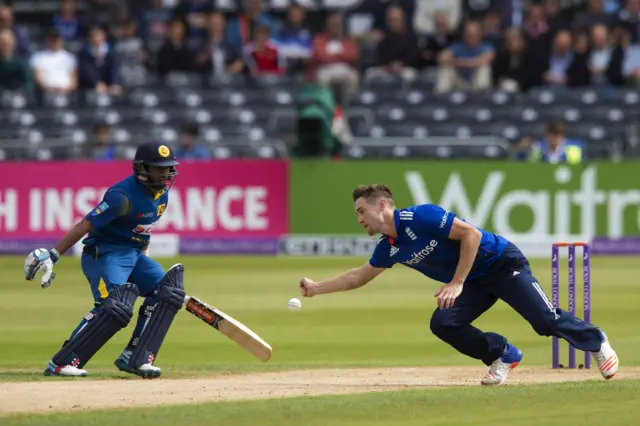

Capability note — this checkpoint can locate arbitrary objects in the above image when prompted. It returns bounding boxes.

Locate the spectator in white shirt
[30,28,77,94]
[196,12,244,78]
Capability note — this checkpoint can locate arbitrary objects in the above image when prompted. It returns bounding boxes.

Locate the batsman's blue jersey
[82,175,169,251]
[369,204,508,283]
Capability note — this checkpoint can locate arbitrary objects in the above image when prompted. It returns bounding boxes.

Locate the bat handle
[183,295,191,306]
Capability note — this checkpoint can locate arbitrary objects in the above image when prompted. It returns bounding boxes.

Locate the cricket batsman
[299,184,619,385]
[24,141,185,379]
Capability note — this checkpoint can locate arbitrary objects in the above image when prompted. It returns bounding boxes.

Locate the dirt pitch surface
[2,366,640,417]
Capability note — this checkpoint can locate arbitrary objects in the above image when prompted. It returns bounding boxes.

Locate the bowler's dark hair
[352,184,394,204]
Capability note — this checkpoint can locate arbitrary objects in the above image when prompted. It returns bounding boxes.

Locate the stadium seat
[263,88,295,106]
[397,89,431,107]
[425,123,474,138]
[83,91,120,108]
[537,105,583,123]
[377,104,450,124]
[383,123,429,138]
[363,73,406,92]
[517,122,549,140]
[479,90,518,106]
[489,104,541,123]
[434,90,473,106]
[560,88,601,106]
[446,105,495,123]
[0,90,31,110]
[268,114,297,137]
[527,87,561,106]
[581,106,627,124]
[200,126,223,143]
[164,72,204,89]
[565,122,610,143]
[41,92,78,109]
[119,65,153,88]
[351,88,403,107]
[468,122,521,141]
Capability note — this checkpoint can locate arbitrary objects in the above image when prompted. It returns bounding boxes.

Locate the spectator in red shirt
[243,25,285,75]
[308,12,360,106]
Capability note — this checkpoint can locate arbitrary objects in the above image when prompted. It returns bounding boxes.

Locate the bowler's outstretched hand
[300,277,317,298]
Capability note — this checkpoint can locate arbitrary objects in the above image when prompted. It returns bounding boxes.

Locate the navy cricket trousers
[429,242,603,366]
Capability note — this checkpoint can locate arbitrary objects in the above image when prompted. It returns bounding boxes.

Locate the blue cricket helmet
[133,141,180,191]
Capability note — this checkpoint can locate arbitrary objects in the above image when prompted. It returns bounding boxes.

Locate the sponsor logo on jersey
[405,227,417,240]
[390,246,399,256]
[133,224,154,235]
[439,211,450,228]
[137,212,154,218]
[403,240,438,265]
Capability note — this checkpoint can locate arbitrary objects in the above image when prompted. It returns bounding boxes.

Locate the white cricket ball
[288,297,302,311]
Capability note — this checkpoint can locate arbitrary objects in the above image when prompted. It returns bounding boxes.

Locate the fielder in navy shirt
[368,203,508,283]
[299,184,619,385]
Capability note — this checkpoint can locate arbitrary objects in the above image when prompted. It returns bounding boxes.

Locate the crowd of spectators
[1,0,638,97]
[0,0,638,162]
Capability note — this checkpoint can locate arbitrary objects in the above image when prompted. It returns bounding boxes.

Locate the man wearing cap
[24,142,185,379]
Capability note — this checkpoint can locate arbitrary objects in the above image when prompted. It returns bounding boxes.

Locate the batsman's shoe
[481,343,523,386]
[114,350,161,379]
[593,330,618,380]
[43,360,88,377]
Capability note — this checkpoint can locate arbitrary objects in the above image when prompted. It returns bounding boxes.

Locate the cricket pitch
[2,366,640,416]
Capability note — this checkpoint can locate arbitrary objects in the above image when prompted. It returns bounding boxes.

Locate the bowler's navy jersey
[82,175,169,250]
[369,204,508,283]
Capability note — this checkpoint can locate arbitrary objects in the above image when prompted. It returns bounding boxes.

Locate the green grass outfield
[1,255,639,425]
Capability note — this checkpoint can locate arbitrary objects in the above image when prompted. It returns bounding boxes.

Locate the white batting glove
[24,248,58,289]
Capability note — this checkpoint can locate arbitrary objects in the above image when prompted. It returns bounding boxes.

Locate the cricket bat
[183,295,272,362]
